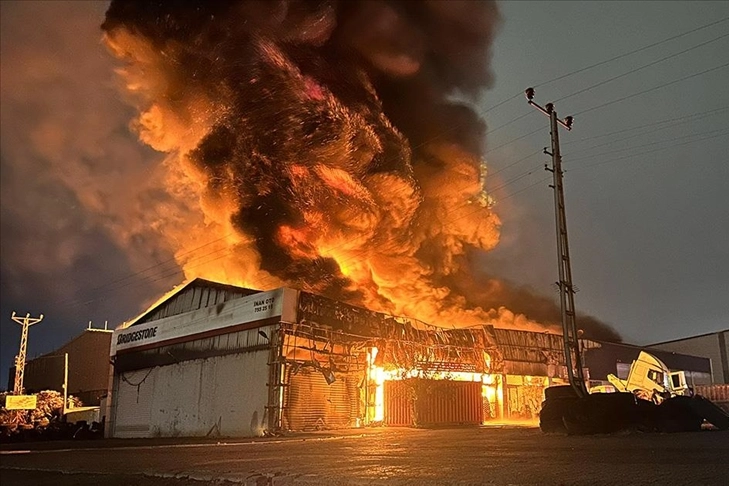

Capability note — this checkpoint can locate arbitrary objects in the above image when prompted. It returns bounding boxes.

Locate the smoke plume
[102,0,619,340]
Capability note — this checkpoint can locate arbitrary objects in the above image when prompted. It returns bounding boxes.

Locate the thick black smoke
[102,0,620,340]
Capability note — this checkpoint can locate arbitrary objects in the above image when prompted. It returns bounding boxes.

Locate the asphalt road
[1,426,728,485]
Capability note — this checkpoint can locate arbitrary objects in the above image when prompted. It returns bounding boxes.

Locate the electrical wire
[568,129,729,172]
[534,16,729,88]
[487,127,729,200]
[574,62,729,116]
[49,232,235,310]
[566,127,729,163]
[555,32,729,103]
[485,126,544,154]
[70,117,728,313]
[52,244,234,310]
[563,106,729,145]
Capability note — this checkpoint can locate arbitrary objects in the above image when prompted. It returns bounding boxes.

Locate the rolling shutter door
[112,367,156,438]
[284,368,358,431]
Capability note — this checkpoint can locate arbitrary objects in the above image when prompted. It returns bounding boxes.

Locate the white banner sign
[112,288,286,354]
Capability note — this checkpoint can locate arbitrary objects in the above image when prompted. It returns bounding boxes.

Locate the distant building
[583,340,713,387]
[648,329,729,384]
[7,328,113,406]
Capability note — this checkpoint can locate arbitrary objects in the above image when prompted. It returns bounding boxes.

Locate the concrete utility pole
[525,88,587,398]
[11,312,44,395]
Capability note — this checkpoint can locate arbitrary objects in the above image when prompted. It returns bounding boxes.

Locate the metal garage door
[111,367,156,438]
[284,368,359,431]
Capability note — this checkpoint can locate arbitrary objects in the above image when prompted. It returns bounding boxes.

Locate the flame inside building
[279,290,574,428]
[102,1,619,435]
[110,281,580,435]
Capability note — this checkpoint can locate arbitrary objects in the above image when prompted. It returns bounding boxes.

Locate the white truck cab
[606,351,690,402]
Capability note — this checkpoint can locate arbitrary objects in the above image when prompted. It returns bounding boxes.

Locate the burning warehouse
[100,1,621,438]
[108,279,585,438]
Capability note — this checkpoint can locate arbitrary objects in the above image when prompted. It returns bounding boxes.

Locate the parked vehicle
[540,351,729,434]
[606,351,689,403]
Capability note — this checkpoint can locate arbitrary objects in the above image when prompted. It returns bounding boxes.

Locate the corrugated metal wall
[384,379,483,427]
[17,330,112,406]
[19,354,65,393]
[415,380,482,426]
[283,368,359,431]
[136,281,258,325]
[115,323,274,372]
[695,384,729,402]
[384,380,412,426]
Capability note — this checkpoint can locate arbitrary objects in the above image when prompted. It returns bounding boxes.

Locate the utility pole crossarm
[525,87,587,398]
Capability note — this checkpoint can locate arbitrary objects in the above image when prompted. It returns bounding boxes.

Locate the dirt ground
[2,426,728,485]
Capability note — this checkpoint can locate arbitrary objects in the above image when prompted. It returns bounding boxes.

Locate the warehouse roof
[125,278,259,328]
[649,328,728,346]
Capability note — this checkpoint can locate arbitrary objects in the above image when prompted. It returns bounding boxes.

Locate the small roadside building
[107,278,591,438]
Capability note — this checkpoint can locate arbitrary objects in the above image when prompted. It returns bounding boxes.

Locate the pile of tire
[540,387,729,435]
[539,385,578,434]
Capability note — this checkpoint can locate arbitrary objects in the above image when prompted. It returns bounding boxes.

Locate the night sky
[1,1,728,388]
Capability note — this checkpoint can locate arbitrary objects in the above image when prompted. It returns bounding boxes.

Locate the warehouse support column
[266,323,285,433]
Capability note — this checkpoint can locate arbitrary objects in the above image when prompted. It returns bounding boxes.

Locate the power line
[59,125,726,317]
[71,115,726,311]
[483,36,729,156]
[494,129,729,205]
[488,108,729,185]
[563,106,729,145]
[569,129,729,172]
[54,244,234,310]
[534,16,729,88]
[485,126,544,154]
[488,125,728,200]
[566,126,729,163]
[90,122,728,307]
[485,17,729,140]
[483,92,523,113]
[485,110,534,136]
[574,62,729,116]
[567,118,724,155]
[488,149,542,177]
[555,32,729,103]
[497,176,552,203]
[51,232,236,308]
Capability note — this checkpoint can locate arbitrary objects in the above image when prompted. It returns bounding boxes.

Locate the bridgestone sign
[116,326,158,345]
[111,288,294,354]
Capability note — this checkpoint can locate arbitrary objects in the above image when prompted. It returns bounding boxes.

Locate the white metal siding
[112,349,269,438]
[149,350,269,437]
